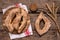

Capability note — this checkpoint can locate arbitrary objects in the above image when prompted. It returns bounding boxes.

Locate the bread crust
[35,12,51,35]
[3,7,30,34]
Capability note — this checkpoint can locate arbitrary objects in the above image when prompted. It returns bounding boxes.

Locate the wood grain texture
[0,12,60,40]
[0,0,60,40]
[0,0,60,12]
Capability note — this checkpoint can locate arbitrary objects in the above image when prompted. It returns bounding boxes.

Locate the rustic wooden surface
[0,0,60,12]
[0,0,60,40]
[0,12,60,40]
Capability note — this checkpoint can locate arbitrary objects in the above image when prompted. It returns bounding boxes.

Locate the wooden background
[0,0,60,40]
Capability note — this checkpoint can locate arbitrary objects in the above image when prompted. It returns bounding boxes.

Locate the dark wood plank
[0,0,60,12]
[0,0,60,40]
[0,13,60,40]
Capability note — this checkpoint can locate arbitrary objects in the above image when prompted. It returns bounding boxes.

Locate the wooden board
[0,0,60,12]
[0,12,60,40]
[0,0,60,40]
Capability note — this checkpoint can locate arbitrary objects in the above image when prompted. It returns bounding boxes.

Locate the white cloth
[2,3,33,39]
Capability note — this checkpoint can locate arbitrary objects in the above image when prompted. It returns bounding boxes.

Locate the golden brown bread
[3,7,30,34]
[35,12,51,35]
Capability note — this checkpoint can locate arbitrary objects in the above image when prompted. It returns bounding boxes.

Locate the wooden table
[0,0,60,40]
[0,12,60,40]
